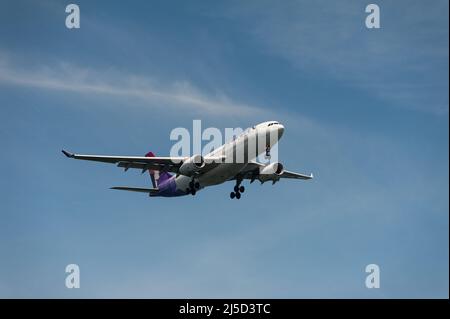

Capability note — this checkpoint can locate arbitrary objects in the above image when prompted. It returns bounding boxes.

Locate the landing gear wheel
[194,182,200,189]
[230,192,236,199]
[191,189,196,196]
[232,177,244,199]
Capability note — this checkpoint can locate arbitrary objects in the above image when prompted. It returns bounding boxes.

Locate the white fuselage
[174,121,284,193]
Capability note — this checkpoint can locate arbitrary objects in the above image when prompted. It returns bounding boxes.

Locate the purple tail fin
[145,151,172,188]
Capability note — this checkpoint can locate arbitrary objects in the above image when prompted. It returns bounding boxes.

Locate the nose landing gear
[265,145,271,159]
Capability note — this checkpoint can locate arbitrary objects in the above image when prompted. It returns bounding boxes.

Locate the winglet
[62,149,74,158]
[310,173,314,179]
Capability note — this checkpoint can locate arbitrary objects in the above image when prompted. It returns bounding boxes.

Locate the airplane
[62,121,313,199]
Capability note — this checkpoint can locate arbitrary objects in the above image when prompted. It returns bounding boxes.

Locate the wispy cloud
[221,0,449,115]
[0,53,264,116]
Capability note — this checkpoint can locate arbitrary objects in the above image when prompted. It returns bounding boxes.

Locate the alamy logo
[65,264,80,289]
[365,4,380,29]
[365,264,380,289]
[169,120,281,164]
[65,4,80,29]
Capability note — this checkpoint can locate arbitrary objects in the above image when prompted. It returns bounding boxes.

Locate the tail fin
[145,151,172,188]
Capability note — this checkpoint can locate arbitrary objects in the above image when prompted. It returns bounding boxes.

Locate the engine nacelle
[179,154,205,176]
[260,162,284,175]
[259,162,284,182]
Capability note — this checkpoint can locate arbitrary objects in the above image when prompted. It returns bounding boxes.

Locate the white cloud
[0,54,265,117]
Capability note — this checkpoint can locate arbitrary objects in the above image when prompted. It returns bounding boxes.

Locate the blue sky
[0,0,448,298]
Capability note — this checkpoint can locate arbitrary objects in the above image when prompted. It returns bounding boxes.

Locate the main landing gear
[230,181,245,199]
[186,179,200,196]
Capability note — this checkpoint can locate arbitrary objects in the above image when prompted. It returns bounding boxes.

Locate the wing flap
[116,161,178,173]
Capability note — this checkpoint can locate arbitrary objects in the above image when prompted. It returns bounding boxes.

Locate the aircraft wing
[236,161,314,182]
[62,149,224,175]
[62,149,185,173]
[276,169,314,180]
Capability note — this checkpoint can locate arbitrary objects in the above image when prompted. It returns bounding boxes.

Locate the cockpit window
[267,122,279,127]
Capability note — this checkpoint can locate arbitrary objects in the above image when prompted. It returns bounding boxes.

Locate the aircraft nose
[277,124,284,138]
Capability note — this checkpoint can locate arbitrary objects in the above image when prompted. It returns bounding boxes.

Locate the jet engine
[260,162,284,175]
[259,162,284,182]
[179,154,205,176]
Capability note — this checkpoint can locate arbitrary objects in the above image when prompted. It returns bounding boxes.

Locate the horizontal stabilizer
[110,186,159,194]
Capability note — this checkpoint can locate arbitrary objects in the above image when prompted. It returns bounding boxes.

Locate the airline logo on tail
[145,151,172,188]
